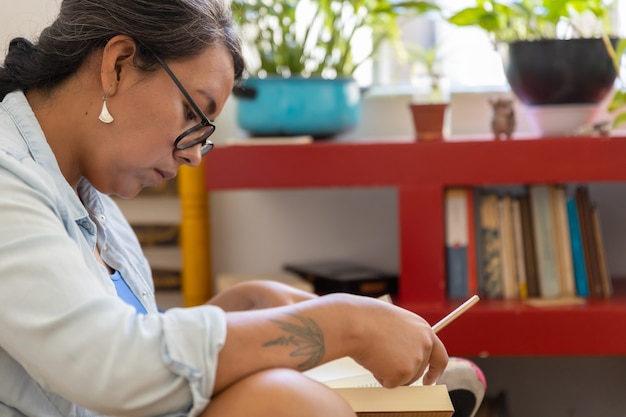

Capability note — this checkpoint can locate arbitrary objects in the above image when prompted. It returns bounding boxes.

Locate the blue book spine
[567,197,589,297]
[446,246,468,298]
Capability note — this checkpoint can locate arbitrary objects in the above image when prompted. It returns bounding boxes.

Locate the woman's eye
[185,105,198,122]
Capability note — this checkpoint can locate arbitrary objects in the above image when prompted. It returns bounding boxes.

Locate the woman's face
[84,45,235,198]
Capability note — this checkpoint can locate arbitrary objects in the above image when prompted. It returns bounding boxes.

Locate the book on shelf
[151,269,182,290]
[529,184,561,298]
[471,189,483,299]
[446,184,609,301]
[477,191,503,298]
[444,188,470,298]
[575,186,604,298]
[566,196,590,297]
[498,194,519,299]
[132,224,180,246]
[591,206,613,298]
[142,244,182,290]
[304,356,453,417]
[550,185,576,298]
[510,198,528,299]
[518,193,539,298]
[467,190,478,297]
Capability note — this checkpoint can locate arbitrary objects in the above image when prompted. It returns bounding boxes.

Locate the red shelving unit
[204,136,626,356]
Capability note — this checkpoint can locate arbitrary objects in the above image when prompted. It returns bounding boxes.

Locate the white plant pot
[523,103,601,137]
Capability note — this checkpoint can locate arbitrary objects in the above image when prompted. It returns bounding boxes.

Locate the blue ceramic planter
[233,77,361,138]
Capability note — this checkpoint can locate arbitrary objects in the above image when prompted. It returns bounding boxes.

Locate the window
[370,1,507,93]
[368,0,626,94]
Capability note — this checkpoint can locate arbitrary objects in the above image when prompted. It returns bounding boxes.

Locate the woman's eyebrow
[196,90,217,116]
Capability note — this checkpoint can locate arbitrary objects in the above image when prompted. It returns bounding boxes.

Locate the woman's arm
[207,280,317,311]
[213,293,447,394]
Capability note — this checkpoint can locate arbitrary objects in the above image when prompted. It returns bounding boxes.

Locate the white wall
[0,0,61,59]
[3,2,626,417]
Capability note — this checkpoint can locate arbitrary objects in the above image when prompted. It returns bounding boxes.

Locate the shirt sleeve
[0,161,226,416]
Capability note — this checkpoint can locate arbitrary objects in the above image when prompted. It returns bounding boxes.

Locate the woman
[0,1,449,416]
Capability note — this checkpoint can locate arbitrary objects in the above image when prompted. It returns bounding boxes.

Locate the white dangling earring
[98,93,114,124]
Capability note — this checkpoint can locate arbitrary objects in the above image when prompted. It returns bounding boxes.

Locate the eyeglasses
[150,52,215,157]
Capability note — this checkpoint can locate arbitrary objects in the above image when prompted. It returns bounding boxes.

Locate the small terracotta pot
[409,103,448,142]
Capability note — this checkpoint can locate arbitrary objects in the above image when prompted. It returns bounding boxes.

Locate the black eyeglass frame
[148,51,215,156]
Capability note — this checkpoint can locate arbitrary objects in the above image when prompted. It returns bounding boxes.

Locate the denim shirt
[0,91,226,417]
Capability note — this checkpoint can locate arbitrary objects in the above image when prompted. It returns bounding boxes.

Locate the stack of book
[444,184,611,301]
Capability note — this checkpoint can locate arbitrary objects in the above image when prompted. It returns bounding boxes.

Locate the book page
[304,356,424,388]
[303,356,370,383]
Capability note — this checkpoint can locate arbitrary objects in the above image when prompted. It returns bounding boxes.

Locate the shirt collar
[2,90,90,222]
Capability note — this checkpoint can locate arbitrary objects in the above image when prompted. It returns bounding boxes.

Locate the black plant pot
[499,38,618,106]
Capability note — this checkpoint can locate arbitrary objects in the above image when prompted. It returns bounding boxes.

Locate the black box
[284,260,397,297]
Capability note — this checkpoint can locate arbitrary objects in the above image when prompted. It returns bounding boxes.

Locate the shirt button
[99,214,106,221]
[141,291,147,297]
[102,245,108,252]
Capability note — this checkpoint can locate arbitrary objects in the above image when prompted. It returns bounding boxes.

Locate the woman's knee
[201,368,356,417]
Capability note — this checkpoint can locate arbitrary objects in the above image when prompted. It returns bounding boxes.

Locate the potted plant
[444,0,619,135]
[605,39,626,130]
[230,0,439,138]
[446,0,619,103]
[405,42,449,141]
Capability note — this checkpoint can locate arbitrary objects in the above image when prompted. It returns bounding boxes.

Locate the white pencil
[432,295,480,333]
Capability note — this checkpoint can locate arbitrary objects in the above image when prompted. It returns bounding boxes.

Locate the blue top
[110,270,148,314]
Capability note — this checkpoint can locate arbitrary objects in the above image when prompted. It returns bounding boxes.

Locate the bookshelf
[115,164,213,308]
[114,190,183,290]
[204,136,626,356]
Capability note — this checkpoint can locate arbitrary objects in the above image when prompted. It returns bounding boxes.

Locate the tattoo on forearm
[263,314,325,369]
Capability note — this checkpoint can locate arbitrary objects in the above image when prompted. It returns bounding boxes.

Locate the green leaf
[478,12,501,32]
[445,0,617,43]
[612,111,626,129]
[608,90,626,112]
[231,0,439,77]
[448,7,489,27]
[614,39,626,70]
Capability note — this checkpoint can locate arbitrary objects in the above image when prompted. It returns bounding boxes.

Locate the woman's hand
[208,280,318,311]
[341,295,449,388]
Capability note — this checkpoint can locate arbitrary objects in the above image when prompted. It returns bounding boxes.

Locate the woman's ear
[99,35,139,97]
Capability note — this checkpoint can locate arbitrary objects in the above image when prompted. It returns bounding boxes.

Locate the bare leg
[199,368,356,417]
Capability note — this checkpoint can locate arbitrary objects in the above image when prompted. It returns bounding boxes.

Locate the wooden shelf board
[206,136,626,190]
[400,280,626,357]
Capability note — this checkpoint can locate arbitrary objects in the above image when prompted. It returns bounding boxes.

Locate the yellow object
[178,162,212,306]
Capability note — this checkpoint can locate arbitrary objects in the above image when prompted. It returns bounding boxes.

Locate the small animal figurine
[490,97,516,140]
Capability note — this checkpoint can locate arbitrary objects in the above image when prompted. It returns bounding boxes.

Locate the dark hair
[0,0,244,100]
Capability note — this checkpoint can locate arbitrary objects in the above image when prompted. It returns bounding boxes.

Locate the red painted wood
[204,136,626,356]
[205,137,626,189]
[398,185,446,304]
[404,287,626,356]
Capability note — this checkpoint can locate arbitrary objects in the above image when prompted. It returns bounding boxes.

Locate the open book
[304,356,454,417]
[301,294,480,416]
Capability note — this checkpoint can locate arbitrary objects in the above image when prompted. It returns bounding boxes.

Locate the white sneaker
[437,357,486,417]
